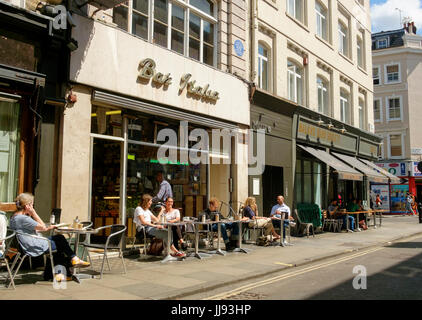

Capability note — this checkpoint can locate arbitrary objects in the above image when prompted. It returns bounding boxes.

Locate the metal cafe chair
[81,225,127,279]
[131,223,155,256]
[0,230,17,289]
[10,231,56,288]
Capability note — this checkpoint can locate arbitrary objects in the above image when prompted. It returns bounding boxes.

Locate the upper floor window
[338,22,349,57]
[373,66,381,85]
[357,35,364,68]
[288,60,303,105]
[374,99,382,122]
[340,90,350,124]
[358,98,365,130]
[387,97,402,121]
[377,38,388,49]
[287,0,304,23]
[317,76,329,115]
[315,1,328,41]
[113,0,217,67]
[258,44,269,91]
[385,64,400,83]
[389,134,403,158]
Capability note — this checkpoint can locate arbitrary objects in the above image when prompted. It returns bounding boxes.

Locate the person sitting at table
[328,199,355,232]
[134,194,186,258]
[9,193,90,282]
[270,195,295,245]
[199,198,240,251]
[242,197,280,240]
[163,197,188,251]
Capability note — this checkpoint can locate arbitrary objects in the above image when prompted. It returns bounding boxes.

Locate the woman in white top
[134,194,185,258]
[163,197,187,251]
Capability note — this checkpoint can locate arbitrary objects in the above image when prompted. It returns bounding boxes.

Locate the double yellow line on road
[204,247,384,300]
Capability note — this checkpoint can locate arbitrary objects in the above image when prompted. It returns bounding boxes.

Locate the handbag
[147,238,164,256]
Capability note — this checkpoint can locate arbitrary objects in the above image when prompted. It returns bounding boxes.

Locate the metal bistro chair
[10,231,56,287]
[293,209,315,238]
[131,223,155,256]
[81,225,127,279]
[0,230,17,289]
[322,210,341,233]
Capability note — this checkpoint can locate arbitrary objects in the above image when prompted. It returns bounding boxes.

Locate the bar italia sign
[137,58,220,103]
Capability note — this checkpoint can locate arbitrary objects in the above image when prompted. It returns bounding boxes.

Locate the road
[183,235,422,300]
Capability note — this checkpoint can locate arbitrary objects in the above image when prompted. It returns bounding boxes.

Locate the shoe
[171,251,186,258]
[71,257,90,268]
[225,242,235,251]
[180,242,189,250]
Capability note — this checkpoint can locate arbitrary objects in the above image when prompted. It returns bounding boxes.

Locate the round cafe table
[54,227,99,279]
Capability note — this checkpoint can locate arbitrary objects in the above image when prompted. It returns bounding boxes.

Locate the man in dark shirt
[199,198,239,251]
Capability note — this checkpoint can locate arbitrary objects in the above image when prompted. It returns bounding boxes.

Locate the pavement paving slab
[1,216,421,300]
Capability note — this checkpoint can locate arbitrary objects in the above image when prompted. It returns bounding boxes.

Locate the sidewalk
[1,216,422,300]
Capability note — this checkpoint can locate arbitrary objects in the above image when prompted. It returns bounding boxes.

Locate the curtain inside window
[0,101,20,202]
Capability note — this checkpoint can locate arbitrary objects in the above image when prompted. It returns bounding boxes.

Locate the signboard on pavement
[370,185,390,211]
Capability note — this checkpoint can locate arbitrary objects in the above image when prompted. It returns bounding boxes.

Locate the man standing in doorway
[270,195,295,246]
[153,171,173,203]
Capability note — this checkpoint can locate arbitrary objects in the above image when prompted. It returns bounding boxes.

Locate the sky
[371,0,422,34]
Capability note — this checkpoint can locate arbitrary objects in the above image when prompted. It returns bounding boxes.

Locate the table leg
[161,226,178,263]
[373,212,377,229]
[233,222,251,254]
[355,214,362,232]
[73,232,96,280]
[189,224,211,260]
[208,223,226,256]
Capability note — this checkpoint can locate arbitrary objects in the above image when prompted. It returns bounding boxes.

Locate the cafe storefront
[59,14,250,239]
[293,108,385,211]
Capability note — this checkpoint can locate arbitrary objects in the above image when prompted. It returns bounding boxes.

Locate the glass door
[90,138,122,239]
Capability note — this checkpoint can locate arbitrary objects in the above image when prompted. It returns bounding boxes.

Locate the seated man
[270,195,294,246]
[329,199,355,232]
[199,198,239,251]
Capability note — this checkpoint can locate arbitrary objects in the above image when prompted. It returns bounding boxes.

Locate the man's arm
[153,183,165,202]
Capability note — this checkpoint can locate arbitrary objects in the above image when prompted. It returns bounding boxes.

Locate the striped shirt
[153,180,173,202]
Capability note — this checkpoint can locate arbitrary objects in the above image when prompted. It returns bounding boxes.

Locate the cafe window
[295,157,325,206]
[0,100,20,202]
[113,0,217,67]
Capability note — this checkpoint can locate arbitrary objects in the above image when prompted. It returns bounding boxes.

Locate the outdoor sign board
[358,139,379,159]
[296,118,358,153]
[376,162,408,177]
[370,185,390,211]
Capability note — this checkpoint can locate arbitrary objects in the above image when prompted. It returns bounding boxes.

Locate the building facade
[58,0,250,237]
[373,23,422,212]
[248,0,381,215]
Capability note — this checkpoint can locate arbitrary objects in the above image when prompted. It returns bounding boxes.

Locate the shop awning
[332,152,389,184]
[358,158,401,184]
[298,145,363,181]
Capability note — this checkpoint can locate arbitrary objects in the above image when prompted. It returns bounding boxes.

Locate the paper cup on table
[215,214,219,222]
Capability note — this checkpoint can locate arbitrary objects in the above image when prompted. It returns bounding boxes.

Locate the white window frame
[315,1,327,41]
[373,65,381,86]
[340,90,350,124]
[377,38,388,49]
[386,95,402,122]
[358,98,365,130]
[384,63,401,84]
[287,0,304,23]
[373,98,382,123]
[317,76,329,115]
[258,43,270,91]
[338,22,348,57]
[387,133,405,159]
[288,60,303,105]
[357,35,364,68]
[113,0,218,67]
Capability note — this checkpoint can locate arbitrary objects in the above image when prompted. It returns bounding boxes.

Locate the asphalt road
[185,235,422,300]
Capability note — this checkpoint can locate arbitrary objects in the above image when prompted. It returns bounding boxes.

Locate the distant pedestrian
[405,193,415,215]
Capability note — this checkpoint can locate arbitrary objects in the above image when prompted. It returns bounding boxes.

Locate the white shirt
[165,209,180,221]
[270,203,291,219]
[134,206,154,231]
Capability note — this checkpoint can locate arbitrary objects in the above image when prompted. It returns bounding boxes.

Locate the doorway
[262,165,283,216]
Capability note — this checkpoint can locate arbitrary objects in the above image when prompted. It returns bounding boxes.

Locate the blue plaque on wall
[234,40,244,57]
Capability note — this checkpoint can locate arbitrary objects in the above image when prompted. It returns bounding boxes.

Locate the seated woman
[9,193,90,281]
[242,197,280,240]
[134,194,186,258]
[163,197,188,251]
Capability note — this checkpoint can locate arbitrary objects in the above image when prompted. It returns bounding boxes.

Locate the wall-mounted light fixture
[340,126,347,134]
[327,121,334,130]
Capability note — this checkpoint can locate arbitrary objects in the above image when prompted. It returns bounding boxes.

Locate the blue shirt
[153,180,173,202]
[242,206,256,219]
[270,204,291,219]
[9,215,49,257]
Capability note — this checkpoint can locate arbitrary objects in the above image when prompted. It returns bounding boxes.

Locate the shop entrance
[90,138,122,239]
[262,165,283,216]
